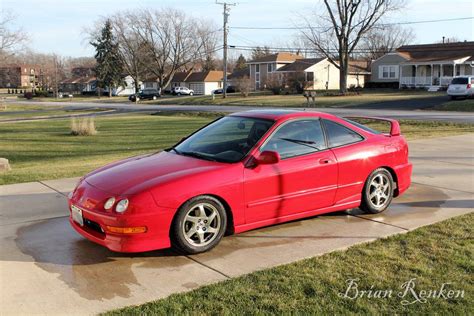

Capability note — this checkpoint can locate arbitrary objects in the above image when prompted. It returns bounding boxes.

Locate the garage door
[189,83,204,95]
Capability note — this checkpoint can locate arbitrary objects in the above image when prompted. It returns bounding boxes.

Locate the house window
[306,72,314,81]
[255,64,260,73]
[267,63,274,73]
[380,65,398,79]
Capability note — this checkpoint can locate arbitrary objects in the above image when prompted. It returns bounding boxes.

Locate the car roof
[229,109,339,121]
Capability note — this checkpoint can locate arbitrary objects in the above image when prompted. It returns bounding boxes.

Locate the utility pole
[216,1,235,98]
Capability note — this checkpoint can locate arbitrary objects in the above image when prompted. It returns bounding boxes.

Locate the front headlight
[104,197,116,210]
[115,199,129,213]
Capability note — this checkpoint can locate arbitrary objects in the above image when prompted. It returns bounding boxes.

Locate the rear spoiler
[344,116,401,136]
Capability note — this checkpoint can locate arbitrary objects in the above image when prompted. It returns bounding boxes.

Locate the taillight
[467,84,471,89]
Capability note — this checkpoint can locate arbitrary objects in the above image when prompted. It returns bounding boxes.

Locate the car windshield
[451,77,468,84]
[172,116,274,163]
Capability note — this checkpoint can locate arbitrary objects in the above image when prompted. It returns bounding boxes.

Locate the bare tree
[360,24,414,60]
[133,8,217,91]
[0,10,28,63]
[301,0,404,93]
[234,75,252,97]
[110,12,150,93]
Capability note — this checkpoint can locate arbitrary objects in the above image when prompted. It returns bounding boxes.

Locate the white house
[371,41,474,89]
[167,70,224,95]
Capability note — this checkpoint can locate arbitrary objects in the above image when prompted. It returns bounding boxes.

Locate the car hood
[85,151,227,195]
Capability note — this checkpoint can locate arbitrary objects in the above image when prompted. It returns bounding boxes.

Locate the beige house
[247,53,369,91]
[371,41,474,89]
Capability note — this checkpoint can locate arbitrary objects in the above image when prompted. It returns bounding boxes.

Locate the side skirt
[234,200,361,234]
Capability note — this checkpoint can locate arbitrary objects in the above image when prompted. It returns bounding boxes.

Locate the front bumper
[68,201,175,253]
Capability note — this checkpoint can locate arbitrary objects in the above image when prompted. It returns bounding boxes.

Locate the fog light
[105,226,147,234]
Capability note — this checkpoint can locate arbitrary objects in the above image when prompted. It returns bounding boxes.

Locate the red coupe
[68,110,412,254]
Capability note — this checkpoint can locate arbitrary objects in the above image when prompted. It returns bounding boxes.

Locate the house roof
[277,58,326,72]
[228,67,250,79]
[184,70,224,82]
[247,52,303,64]
[396,41,474,63]
[348,60,371,74]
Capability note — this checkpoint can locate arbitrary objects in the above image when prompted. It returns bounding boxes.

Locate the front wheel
[152,95,157,100]
[189,92,194,96]
[360,168,394,214]
[171,196,227,254]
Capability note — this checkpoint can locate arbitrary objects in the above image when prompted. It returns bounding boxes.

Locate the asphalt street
[4,99,474,123]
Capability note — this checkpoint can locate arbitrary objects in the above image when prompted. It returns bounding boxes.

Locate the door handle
[319,158,333,164]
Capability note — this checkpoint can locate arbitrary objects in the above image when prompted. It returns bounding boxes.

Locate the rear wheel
[360,168,394,214]
[171,196,227,254]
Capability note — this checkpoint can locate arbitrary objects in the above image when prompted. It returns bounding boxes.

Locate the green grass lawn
[104,212,473,315]
[148,90,444,108]
[0,104,109,121]
[435,98,474,112]
[0,113,473,185]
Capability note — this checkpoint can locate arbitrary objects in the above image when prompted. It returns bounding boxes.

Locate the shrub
[70,117,97,136]
[24,92,33,99]
[234,76,252,97]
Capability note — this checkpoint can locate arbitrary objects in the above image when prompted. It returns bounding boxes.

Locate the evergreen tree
[91,20,123,97]
[235,54,247,70]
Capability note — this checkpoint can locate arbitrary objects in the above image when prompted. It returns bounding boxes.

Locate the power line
[230,16,474,30]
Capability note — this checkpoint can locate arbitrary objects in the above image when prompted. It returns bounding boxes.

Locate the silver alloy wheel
[182,202,221,247]
[368,174,390,208]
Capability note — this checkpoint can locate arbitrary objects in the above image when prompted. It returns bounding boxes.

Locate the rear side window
[323,119,364,148]
[451,77,468,84]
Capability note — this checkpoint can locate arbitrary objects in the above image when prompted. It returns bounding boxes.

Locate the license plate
[71,205,84,226]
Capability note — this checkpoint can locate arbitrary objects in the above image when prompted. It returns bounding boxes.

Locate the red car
[68,110,412,254]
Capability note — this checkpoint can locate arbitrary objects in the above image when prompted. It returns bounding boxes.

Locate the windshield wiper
[179,151,218,162]
[279,138,321,150]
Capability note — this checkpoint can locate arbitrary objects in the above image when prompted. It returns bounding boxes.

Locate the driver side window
[260,119,327,159]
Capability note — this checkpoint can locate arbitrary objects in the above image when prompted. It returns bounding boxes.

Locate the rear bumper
[394,162,412,197]
[68,202,175,253]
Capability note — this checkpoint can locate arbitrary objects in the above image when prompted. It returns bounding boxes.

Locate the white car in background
[447,76,474,99]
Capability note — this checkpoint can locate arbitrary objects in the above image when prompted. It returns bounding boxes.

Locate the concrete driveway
[1,134,473,315]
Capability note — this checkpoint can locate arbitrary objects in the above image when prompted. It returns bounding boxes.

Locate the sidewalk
[1,134,473,315]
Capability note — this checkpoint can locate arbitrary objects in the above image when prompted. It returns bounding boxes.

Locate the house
[60,75,137,96]
[59,76,97,94]
[275,58,369,90]
[247,53,370,91]
[0,64,43,89]
[247,52,303,90]
[371,41,474,89]
[167,70,225,95]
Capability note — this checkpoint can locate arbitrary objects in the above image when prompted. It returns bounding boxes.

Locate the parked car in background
[447,76,474,99]
[129,89,161,102]
[171,86,194,96]
[212,86,236,94]
[68,110,412,254]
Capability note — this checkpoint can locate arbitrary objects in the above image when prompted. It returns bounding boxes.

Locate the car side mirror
[256,151,280,165]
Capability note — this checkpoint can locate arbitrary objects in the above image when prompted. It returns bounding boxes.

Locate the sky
[2,0,474,58]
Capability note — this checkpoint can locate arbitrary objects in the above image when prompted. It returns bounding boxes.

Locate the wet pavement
[0,134,473,315]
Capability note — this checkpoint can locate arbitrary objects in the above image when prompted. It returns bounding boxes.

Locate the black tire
[360,168,394,214]
[153,95,157,100]
[450,96,457,100]
[171,195,227,254]
[177,92,181,96]
[189,92,194,96]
